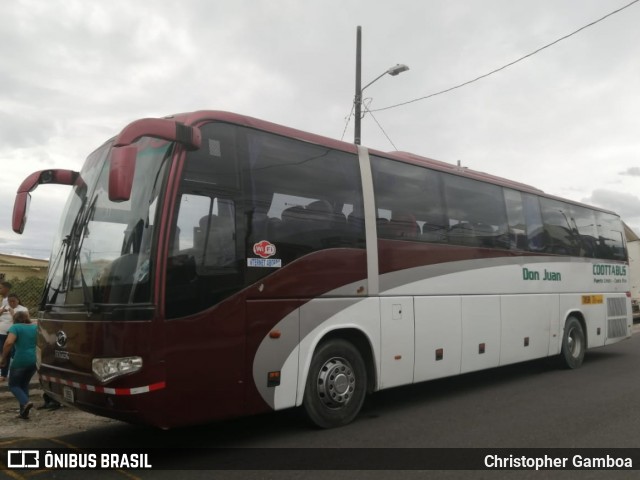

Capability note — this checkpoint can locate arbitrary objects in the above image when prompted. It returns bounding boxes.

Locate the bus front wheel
[560,316,585,369]
[303,339,367,429]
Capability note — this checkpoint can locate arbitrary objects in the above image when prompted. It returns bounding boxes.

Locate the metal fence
[4,276,45,316]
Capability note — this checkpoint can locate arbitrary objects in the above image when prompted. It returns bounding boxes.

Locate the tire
[303,339,367,429]
[560,316,586,369]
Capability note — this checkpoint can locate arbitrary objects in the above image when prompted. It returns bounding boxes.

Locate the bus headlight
[92,356,143,383]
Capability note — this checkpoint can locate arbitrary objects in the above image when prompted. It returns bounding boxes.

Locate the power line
[344,97,400,148]
[340,104,354,141]
[371,0,640,113]
[363,101,399,150]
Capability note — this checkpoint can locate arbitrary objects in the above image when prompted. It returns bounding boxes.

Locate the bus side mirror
[12,191,31,234]
[12,169,79,234]
[109,146,136,202]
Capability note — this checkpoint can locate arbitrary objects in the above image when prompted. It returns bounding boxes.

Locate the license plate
[63,386,75,403]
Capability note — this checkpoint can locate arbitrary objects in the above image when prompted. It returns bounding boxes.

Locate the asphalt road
[3,327,640,479]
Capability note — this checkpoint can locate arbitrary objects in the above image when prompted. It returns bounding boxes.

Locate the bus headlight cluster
[92,356,143,383]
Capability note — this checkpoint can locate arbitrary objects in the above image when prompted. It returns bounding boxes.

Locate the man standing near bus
[0,281,13,381]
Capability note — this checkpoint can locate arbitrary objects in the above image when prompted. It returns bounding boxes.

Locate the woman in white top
[7,294,29,320]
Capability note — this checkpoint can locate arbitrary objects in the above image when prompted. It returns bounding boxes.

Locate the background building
[0,253,48,281]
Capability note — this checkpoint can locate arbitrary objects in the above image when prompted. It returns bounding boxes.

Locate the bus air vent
[607,318,627,339]
[607,297,627,317]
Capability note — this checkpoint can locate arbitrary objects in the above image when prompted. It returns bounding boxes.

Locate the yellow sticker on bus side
[582,295,604,305]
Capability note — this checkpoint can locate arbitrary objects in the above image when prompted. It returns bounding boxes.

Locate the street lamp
[354,26,409,145]
[362,64,410,91]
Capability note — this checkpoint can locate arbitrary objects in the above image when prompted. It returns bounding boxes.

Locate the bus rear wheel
[560,316,585,369]
[303,339,367,429]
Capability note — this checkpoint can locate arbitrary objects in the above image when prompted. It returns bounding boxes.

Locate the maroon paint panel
[162,292,247,426]
[39,319,153,377]
[377,239,538,275]
[246,248,367,300]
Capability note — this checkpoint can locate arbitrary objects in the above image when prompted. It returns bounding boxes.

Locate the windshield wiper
[46,195,98,313]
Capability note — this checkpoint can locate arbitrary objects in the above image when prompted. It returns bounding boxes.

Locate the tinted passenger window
[522,194,545,252]
[570,204,598,258]
[371,156,447,242]
[182,122,239,189]
[244,129,365,268]
[442,175,508,248]
[166,123,243,318]
[594,211,627,260]
[539,198,580,255]
[504,189,546,252]
[504,189,527,250]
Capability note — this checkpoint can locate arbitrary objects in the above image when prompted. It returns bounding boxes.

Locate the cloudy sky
[1,0,639,259]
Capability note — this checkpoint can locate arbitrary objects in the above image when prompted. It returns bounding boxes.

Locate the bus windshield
[43,138,173,310]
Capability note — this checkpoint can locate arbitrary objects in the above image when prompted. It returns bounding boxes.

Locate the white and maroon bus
[12,111,631,429]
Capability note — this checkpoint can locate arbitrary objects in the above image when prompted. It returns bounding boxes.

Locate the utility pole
[353,26,408,145]
[354,26,362,145]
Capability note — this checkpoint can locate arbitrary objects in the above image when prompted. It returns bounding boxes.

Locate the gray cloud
[0,111,58,150]
[582,189,640,234]
[620,167,640,177]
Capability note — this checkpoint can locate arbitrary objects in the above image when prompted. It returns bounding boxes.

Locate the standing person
[8,292,63,411]
[7,294,29,320]
[0,310,37,419]
[0,281,13,381]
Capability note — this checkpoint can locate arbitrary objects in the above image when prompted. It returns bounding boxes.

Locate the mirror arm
[16,169,79,194]
[12,169,80,234]
[114,118,201,150]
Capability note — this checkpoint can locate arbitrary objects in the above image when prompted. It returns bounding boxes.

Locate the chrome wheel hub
[316,356,356,409]
[568,327,582,358]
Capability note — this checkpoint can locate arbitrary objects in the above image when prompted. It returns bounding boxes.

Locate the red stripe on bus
[41,374,166,396]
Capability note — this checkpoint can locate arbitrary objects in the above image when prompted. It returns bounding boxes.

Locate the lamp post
[354,26,409,145]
